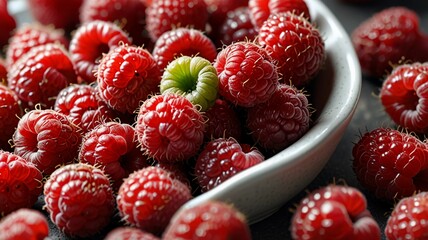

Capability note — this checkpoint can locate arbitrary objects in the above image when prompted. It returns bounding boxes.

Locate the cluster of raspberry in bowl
[0,0,362,239]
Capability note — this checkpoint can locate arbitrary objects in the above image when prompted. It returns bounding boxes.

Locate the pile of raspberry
[0,0,327,238]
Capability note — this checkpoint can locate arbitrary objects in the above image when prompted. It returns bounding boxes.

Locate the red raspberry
[385,191,428,239]
[246,84,310,152]
[7,43,78,110]
[154,161,192,190]
[204,98,242,141]
[0,151,43,215]
[12,109,82,175]
[291,184,381,240]
[163,200,252,240]
[0,84,22,151]
[97,44,161,114]
[28,0,83,32]
[54,84,117,134]
[80,0,148,46]
[352,7,428,78]
[352,127,428,201]
[5,23,68,68]
[44,163,115,237]
[105,227,160,240]
[69,20,131,83]
[248,0,310,29]
[214,41,278,107]
[135,93,205,163]
[258,12,325,87]
[116,166,192,234]
[0,208,49,240]
[195,137,264,192]
[145,0,209,41]
[217,7,258,47]
[380,63,428,134]
[0,0,16,50]
[152,28,217,72]
[79,121,149,190]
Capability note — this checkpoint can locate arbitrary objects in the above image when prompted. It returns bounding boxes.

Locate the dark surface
[251,0,428,239]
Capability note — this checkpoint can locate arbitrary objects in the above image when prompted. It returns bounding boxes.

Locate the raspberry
[160,56,219,111]
[291,185,381,240]
[116,166,192,235]
[80,0,148,46]
[0,0,16,50]
[352,128,428,201]
[258,12,325,87]
[217,7,258,47]
[380,63,428,134]
[12,109,82,175]
[214,41,278,107]
[105,227,160,240]
[54,84,117,134]
[152,28,217,72]
[163,200,252,240]
[69,20,132,83]
[246,84,310,152]
[135,93,205,163]
[44,163,115,237]
[28,0,83,32]
[79,121,149,190]
[0,151,43,215]
[248,0,310,29]
[97,44,161,114]
[145,0,209,41]
[0,84,22,151]
[0,208,49,240]
[195,137,264,192]
[154,162,192,190]
[352,7,428,78]
[5,23,68,68]
[7,43,78,110]
[204,98,242,141]
[385,191,428,239]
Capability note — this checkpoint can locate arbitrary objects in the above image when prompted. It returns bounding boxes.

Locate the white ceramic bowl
[180,0,362,224]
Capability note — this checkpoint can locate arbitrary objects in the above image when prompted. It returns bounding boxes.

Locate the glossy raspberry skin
[54,84,117,134]
[291,185,381,240]
[385,191,428,239]
[258,12,325,87]
[69,20,131,83]
[247,84,310,152]
[152,28,217,72]
[28,0,83,32]
[214,41,278,107]
[0,208,49,240]
[195,137,264,192]
[248,0,310,29]
[80,0,147,45]
[352,128,428,201]
[380,63,428,134]
[352,7,428,78]
[44,163,115,237]
[217,7,258,46]
[12,109,82,175]
[0,151,43,215]
[135,93,205,163]
[204,98,242,141]
[79,122,149,190]
[105,227,160,240]
[163,200,252,240]
[7,43,78,110]
[0,0,16,50]
[5,23,68,67]
[116,166,192,235]
[97,44,161,114]
[146,0,209,41]
[0,84,22,151]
